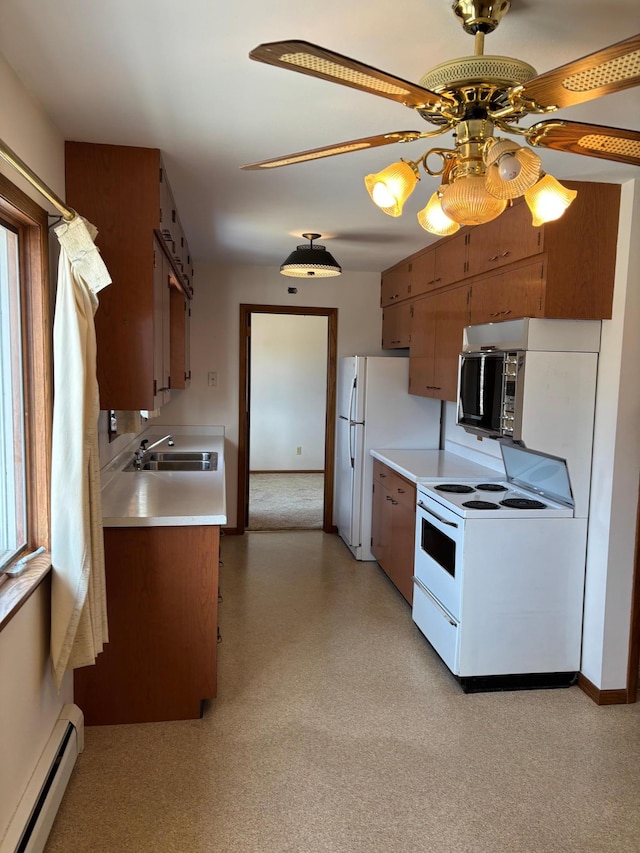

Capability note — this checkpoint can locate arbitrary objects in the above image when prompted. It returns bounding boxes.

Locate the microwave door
[458,353,504,436]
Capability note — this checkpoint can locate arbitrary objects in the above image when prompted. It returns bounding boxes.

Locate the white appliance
[412,442,587,692]
[335,356,440,560]
[457,318,601,518]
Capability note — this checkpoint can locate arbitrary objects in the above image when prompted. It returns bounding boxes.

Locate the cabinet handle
[386,495,393,500]
[488,250,511,262]
[391,499,398,505]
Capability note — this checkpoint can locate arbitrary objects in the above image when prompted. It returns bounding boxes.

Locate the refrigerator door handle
[349,421,355,468]
[348,376,357,425]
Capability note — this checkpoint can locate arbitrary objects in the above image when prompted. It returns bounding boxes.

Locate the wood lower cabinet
[74,525,219,725]
[409,284,470,402]
[371,460,416,604]
[382,300,412,348]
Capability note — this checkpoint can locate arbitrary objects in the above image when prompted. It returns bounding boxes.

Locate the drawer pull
[413,577,457,626]
[417,501,458,527]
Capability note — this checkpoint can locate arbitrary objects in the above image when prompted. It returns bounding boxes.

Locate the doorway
[238,304,338,534]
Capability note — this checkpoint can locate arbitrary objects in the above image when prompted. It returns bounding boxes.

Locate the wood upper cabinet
[409,231,469,299]
[65,141,193,410]
[409,284,469,402]
[371,460,416,605]
[469,258,546,325]
[465,201,543,279]
[382,300,412,348]
[381,261,412,306]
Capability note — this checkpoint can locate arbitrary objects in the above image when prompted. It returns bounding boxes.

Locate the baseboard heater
[1,704,84,853]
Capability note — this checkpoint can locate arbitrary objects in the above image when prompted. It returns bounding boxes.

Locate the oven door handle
[417,501,459,528]
[412,577,458,627]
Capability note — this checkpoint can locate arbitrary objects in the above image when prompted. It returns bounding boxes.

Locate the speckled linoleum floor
[45,531,640,853]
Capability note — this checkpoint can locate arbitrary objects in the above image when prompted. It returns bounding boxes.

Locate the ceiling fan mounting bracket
[452,0,512,36]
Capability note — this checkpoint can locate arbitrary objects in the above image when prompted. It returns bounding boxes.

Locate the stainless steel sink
[147,451,214,463]
[123,451,217,472]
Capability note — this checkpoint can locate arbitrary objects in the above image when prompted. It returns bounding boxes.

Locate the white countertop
[370,448,503,484]
[101,426,227,527]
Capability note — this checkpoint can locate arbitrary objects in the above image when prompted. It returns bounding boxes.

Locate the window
[0,220,27,570]
[0,173,51,595]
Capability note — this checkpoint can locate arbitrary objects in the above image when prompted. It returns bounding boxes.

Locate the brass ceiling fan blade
[527,120,640,166]
[249,40,454,111]
[241,131,427,170]
[518,33,640,109]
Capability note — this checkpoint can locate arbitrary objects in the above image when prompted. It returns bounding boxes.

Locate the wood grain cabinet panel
[465,201,543,279]
[65,141,194,410]
[409,285,469,402]
[382,301,412,348]
[74,525,220,725]
[371,461,416,604]
[381,262,412,306]
[469,258,546,325]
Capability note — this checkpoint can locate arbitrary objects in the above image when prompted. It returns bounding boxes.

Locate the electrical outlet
[208,371,217,387]
[296,446,302,455]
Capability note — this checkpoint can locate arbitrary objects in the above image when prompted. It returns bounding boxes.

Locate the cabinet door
[470,259,545,325]
[408,248,435,298]
[434,232,468,288]
[153,241,171,408]
[170,285,191,389]
[432,285,470,403]
[382,301,411,348]
[381,263,412,306]
[371,479,390,567]
[466,201,543,278]
[408,295,436,396]
[390,499,416,605]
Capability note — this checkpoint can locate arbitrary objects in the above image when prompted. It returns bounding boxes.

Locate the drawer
[412,578,459,674]
[388,472,415,512]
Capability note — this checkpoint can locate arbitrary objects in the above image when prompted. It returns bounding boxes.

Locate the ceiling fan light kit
[280,233,342,277]
[245,0,640,239]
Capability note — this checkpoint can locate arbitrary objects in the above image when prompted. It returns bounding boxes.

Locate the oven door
[413,493,463,621]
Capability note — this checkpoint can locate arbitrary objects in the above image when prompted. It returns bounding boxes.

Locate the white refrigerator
[335,356,441,560]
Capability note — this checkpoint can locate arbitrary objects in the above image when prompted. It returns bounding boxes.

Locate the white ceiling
[1,0,639,272]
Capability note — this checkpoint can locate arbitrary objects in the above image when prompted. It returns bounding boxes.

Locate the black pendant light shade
[280,233,342,277]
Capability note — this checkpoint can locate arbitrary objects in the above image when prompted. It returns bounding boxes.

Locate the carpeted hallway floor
[248,472,324,530]
[45,531,640,852]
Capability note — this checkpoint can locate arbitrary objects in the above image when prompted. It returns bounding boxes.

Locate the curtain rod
[0,135,75,221]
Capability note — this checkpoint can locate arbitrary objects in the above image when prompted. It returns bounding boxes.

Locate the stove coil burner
[500,497,548,510]
[475,483,508,492]
[434,484,475,494]
[462,500,500,510]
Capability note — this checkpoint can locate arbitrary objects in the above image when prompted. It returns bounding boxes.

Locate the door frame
[237,304,338,534]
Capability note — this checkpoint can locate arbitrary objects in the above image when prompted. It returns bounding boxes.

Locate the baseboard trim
[578,673,629,705]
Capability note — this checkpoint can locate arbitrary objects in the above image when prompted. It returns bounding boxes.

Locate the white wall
[582,179,640,691]
[154,263,384,526]
[0,52,71,841]
[250,313,327,471]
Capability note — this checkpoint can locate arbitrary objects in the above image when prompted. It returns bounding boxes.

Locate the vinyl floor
[45,531,640,852]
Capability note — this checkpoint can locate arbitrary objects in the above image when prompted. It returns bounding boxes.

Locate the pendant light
[280,233,342,277]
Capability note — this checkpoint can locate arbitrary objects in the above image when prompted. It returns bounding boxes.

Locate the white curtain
[50,215,111,690]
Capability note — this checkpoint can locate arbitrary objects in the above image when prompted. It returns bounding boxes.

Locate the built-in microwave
[456,349,525,439]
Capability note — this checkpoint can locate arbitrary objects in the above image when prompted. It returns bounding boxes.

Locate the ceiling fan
[242,0,640,235]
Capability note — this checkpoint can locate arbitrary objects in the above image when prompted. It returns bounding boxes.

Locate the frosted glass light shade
[417,191,461,236]
[365,160,419,217]
[485,140,542,200]
[524,174,577,226]
[440,176,507,225]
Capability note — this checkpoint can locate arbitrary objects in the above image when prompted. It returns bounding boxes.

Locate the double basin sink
[123,451,217,473]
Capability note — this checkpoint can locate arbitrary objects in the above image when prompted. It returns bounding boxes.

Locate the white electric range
[412,442,588,692]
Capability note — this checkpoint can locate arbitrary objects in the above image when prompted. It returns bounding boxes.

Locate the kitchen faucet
[134,434,174,467]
